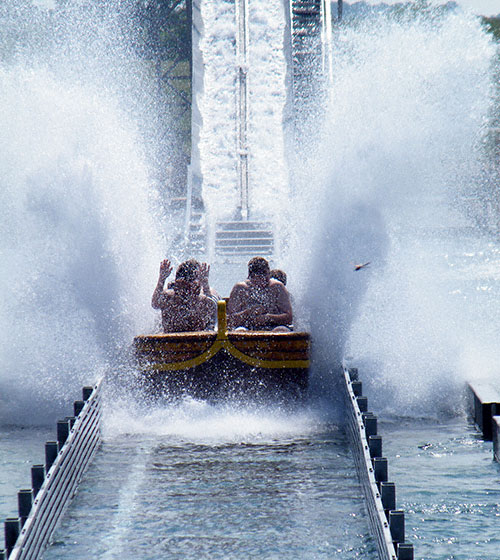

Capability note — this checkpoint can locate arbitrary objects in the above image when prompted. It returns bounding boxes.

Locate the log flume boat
[134,301,310,401]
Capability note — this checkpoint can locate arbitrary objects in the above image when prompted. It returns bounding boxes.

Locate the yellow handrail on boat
[217,300,228,340]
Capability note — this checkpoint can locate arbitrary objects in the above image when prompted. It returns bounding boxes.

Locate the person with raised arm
[152,259,216,333]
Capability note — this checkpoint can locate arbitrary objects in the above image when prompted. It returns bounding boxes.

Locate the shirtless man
[152,259,216,333]
[227,257,293,331]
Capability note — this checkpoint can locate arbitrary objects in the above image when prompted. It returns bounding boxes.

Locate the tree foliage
[482,16,500,42]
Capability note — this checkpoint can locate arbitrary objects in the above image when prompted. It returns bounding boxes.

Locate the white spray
[285,8,497,413]
[0,4,168,424]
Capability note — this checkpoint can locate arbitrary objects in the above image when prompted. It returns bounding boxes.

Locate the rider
[227,257,293,331]
[152,259,216,333]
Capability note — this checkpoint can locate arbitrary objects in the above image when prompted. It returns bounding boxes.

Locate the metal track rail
[341,362,414,560]
[4,379,103,560]
[235,0,250,221]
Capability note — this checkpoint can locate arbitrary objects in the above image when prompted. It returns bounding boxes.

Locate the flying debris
[354,262,370,271]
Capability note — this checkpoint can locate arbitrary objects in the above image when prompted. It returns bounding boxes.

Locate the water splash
[285,8,498,413]
[3,2,498,427]
[196,4,499,417]
[103,396,328,444]
[0,4,168,425]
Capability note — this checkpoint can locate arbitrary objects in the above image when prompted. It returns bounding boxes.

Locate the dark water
[0,426,53,518]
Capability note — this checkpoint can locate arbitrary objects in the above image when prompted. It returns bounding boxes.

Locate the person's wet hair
[175,259,199,281]
[270,269,287,285]
[248,256,270,277]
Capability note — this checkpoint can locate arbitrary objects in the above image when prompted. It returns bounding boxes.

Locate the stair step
[217,221,272,229]
[216,247,274,255]
[293,9,320,16]
[216,238,273,245]
[216,230,273,238]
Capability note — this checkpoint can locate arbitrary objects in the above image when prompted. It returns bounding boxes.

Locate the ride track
[3,381,103,560]
[341,362,414,560]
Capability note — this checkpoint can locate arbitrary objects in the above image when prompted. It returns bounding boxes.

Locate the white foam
[199,0,289,232]
[103,397,326,444]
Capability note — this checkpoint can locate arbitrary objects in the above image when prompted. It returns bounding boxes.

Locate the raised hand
[199,262,210,281]
[199,262,211,293]
[159,259,173,281]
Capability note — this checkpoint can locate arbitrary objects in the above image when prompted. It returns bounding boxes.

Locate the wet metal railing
[341,361,414,560]
[2,379,103,560]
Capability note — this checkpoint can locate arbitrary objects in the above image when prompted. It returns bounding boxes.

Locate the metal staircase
[291,0,322,93]
[215,221,274,257]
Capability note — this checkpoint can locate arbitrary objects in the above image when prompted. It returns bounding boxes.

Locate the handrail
[184,164,194,249]
[4,379,103,560]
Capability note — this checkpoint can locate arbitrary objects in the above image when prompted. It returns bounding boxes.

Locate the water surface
[44,422,376,559]
[383,417,500,560]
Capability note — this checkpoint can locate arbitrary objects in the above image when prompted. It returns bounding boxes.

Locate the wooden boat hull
[134,329,310,401]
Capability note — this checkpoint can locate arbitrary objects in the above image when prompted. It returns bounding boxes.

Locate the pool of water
[0,426,53,519]
[382,416,500,560]
[3,398,500,560]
